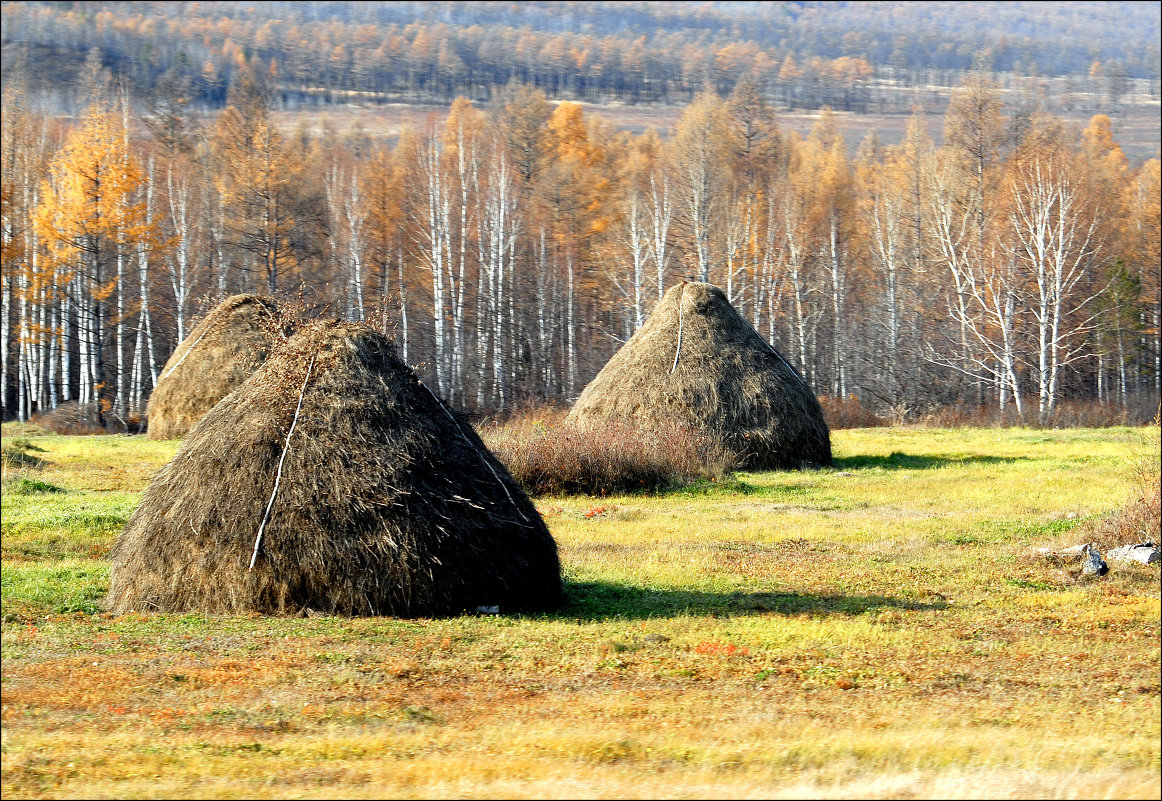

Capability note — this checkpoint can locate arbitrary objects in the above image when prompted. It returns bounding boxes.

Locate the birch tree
[443,98,484,398]
[325,154,370,322]
[668,91,730,283]
[1003,154,1106,421]
[776,162,820,382]
[1,78,57,420]
[804,118,854,398]
[477,135,519,408]
[409,119,454,397]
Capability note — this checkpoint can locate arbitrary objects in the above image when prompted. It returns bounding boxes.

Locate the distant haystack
[147,294,284,440]
[109,320,562,617]
[566,282,832,470]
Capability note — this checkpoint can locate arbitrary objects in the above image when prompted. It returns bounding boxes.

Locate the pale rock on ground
[1106,541,1160,565]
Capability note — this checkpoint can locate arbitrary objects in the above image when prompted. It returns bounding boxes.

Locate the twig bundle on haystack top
[110,320,563,617]
[147,294,286,440]
[566,281,832,470]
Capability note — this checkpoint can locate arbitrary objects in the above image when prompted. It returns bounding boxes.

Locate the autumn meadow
[2,421,1160,799]
[2,2,1161,799]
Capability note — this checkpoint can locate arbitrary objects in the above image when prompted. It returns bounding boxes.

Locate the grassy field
[1,425,1159,799]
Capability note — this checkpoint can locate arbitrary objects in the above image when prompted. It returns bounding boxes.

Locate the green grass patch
[665,475,757,497]
[1,560,109,615]
[2,492,138,562]
[2,476,66,495]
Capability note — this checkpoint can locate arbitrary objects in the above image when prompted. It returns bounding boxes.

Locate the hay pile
[109,320,562,617]
[147,294,285,440]
[566,281,832,470]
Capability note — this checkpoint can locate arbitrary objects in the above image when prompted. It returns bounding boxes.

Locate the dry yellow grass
[1,426,1159,798]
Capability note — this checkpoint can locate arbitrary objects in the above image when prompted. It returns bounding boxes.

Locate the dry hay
[146,294,286,440]
[109,320,562,617]
[566,281,832,470]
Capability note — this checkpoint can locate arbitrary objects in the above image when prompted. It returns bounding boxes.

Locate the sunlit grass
[1,426,1158,799]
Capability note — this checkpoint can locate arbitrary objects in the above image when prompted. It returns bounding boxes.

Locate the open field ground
[2,425,1159,799]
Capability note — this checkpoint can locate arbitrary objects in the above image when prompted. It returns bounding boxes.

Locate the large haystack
[566,281,832,470]
[147,294,284,439]
[110,320,562,617]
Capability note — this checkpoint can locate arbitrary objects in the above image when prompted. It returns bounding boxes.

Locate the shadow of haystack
[567,282,832,470]
[147,294,287,440]
[110,320,562,617]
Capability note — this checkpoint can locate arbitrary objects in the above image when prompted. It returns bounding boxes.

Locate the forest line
[2,58,1159,429]
[4,0,1158,115]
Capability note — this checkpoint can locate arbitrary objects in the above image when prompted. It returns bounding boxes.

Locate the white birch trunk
[397,248,409,365]
[60,290,71,403]
[827,213,846,398]
[166,166,192,342]
[417,128,451,396]
[0,267,10,419]
[347,172,368,321]
[1006,159,1104,422]
[115,247,126,422]
[648,171,673,299]
[566,251,576,398]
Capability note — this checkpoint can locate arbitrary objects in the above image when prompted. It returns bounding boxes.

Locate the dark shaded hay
[566,282,832,470]
[147,294,286,440]
[109,320,562,617]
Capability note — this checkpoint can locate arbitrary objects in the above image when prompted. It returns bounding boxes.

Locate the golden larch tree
[34,106,157,421]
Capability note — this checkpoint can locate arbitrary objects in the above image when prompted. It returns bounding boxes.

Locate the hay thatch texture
[566,282,832,470]
[147,294,284,440]
[110,321,562,617]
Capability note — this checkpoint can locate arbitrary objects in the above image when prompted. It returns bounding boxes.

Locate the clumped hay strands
[110,320,562,617]
[567,282,832,470]
[146,294,286,440]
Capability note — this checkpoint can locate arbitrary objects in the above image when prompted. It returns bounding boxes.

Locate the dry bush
[481,406,732,496]
[30,401,108,435]
[818,395,887,429]
[1109,471,1162,544]
[1044,398,1157,428]
[1088,416,1161,549]
[0,437,48,470]
[916,399,1158,429]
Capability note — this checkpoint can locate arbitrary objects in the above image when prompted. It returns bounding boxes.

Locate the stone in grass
[1081,544,1109,577]
[1036,544,1088,560]
[1106,542,1160,565]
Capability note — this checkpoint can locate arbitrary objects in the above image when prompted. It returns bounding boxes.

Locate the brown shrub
[818,395,887,429]
[30,401,108,435]
[1088,419,1161,548]
[915,399,1159,429]
[481,406,732,496]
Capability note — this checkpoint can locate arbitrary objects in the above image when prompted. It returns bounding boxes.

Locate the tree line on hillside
[2,60,1159,429]
[2,1,1157,114]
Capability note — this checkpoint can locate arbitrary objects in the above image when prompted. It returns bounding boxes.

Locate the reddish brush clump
[481,406,730,496]
[1082,417,1161,549]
